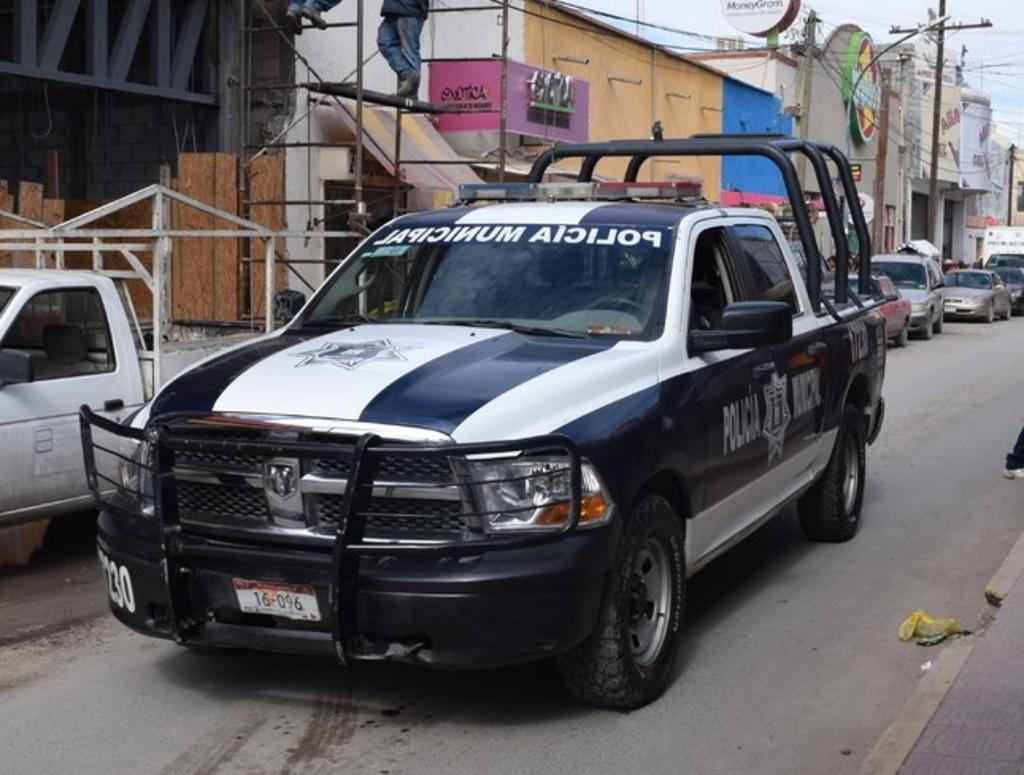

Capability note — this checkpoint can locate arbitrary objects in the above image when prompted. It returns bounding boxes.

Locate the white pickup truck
[0,269,251,529]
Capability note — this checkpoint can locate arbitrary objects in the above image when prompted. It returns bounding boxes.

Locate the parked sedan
[943,270,1012,323]
[871,275,911,347]
[872,255,946,339]
[993,267,1024,316]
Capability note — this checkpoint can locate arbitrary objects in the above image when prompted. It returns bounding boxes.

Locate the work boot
[396,73,420,99]
[301,3,328,29]
[1004,467,1024,480]
[285,8,303,34]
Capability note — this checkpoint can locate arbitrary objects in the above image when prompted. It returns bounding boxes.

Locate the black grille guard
[80,406,586,657]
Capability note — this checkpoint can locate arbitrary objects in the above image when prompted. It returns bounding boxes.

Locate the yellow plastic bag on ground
[898,610,969,646]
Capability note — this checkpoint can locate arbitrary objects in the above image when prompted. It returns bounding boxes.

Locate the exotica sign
[843,31,881,145]
[720,0,802,37]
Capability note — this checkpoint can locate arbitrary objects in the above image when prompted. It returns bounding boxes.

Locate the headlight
[469,456,613,533]
[912,302,926,312]
[117,438,155,518]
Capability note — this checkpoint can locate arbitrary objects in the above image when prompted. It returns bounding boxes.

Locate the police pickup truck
[82,137,886,709]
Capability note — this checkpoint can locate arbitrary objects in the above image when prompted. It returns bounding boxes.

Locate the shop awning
[337,104,483,191]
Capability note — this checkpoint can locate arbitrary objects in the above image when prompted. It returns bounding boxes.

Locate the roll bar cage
[528,135,874,314]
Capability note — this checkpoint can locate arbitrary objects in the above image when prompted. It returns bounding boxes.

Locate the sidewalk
[899,570,1024,774]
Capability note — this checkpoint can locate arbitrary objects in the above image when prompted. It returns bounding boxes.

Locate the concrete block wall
[0,79,217,201]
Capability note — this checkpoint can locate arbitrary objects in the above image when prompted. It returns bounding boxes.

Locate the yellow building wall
[523,0,723,198]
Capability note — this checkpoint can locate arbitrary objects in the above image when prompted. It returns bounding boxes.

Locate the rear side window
[2,289,115,381]
[730,224,799,313]
[0,287,13,315]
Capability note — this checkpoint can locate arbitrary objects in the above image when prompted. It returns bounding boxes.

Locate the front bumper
[943,304,986,320]
[96,509,617,670]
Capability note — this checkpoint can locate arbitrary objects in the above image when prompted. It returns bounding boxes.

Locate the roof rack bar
[814,143,872,295]
[689,134,852,305]
[529,139,824,314]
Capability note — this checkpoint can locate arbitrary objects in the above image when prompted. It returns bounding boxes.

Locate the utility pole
[893,8,992,250]
[1010,145,1017,226]
[796,10,818,187]
[872,66,892,253]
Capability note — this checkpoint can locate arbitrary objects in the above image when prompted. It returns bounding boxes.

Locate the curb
[858,525,1024,775]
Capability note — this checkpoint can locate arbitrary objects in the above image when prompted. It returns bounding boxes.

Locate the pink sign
[429,59,589,143]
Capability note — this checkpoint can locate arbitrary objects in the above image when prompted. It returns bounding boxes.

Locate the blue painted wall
[721,78,793,198]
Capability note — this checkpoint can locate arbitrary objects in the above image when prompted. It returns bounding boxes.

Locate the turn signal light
[537,494,609,526]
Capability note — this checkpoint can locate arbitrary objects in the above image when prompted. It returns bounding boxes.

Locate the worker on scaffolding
[378,0,429,98]
[285,0,339,33]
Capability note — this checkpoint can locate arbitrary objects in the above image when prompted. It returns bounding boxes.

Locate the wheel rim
[628,538,672,667]
[842,434,860,516]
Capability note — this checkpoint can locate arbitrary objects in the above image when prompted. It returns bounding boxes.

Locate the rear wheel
[558,494,685,709]
[893,325,909,348]
[798,405,865,543]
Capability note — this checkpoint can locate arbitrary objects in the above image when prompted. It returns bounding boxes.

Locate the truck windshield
[995,269,1024,287]
[947,272,992,289]
[988,254,1024,268]
[0,287,13,315]
[872,262,927,290]
[302,223,675,340]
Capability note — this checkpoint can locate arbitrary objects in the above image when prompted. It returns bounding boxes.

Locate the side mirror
[0,349,34,387]
[689,301,793,354]
[274,290,307,324]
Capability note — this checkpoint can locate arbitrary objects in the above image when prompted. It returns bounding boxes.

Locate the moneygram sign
[721,0,801,37]
[843,31,881,145]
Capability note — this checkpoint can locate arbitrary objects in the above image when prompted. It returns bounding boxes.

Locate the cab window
[688,227,737,335]
[729,224,800,313]
[1,289,115,380]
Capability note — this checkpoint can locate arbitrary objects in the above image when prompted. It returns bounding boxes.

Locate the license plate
[232,578,322,622]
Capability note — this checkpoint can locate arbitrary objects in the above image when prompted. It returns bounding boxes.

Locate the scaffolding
[241,0,511,235]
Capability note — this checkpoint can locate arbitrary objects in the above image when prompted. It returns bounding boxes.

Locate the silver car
[871,255,946,339]
[943,270,1012,322]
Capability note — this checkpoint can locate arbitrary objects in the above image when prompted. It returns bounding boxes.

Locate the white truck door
[0,286,129,525]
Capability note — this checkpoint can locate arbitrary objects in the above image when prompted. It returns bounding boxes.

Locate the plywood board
[17,181,43,221]
[64,198,155,318]
[214,153,240,321]
[248,153,285,319]
[41,199,64,226]
[175,154,217,320]
[173,153,241,321]
[0,189,15,268]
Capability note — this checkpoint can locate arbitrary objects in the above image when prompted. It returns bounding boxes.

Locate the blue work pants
[377,15,424,80]
[287,0,341,13]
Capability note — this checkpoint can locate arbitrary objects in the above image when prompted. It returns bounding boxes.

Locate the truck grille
[165,424,469,542]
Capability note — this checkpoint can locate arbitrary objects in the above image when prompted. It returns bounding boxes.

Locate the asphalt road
[3,318,1024,775]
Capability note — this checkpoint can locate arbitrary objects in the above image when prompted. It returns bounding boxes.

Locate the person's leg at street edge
[394,15,425,97]
[1004,426,1024,479]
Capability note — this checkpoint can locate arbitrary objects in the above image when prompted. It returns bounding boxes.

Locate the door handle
[103,399,124,411]
[807,341,828,357]
[752,362,776,380]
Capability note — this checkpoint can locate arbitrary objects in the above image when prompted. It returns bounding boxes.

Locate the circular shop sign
[844,31,881,145]
[720,0,802,37]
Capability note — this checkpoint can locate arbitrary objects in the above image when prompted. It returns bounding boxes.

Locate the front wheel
[985,305,995,324]
[798,404,866,543]
[558,495,685,709]
[932,312,944,334]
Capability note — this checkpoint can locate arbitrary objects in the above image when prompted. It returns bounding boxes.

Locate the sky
[568,0,1024,143]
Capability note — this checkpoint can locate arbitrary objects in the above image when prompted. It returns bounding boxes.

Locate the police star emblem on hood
[291,340,419,370]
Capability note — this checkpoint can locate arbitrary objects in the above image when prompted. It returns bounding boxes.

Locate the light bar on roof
[457,179,703,203]
[593,181,703,200]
